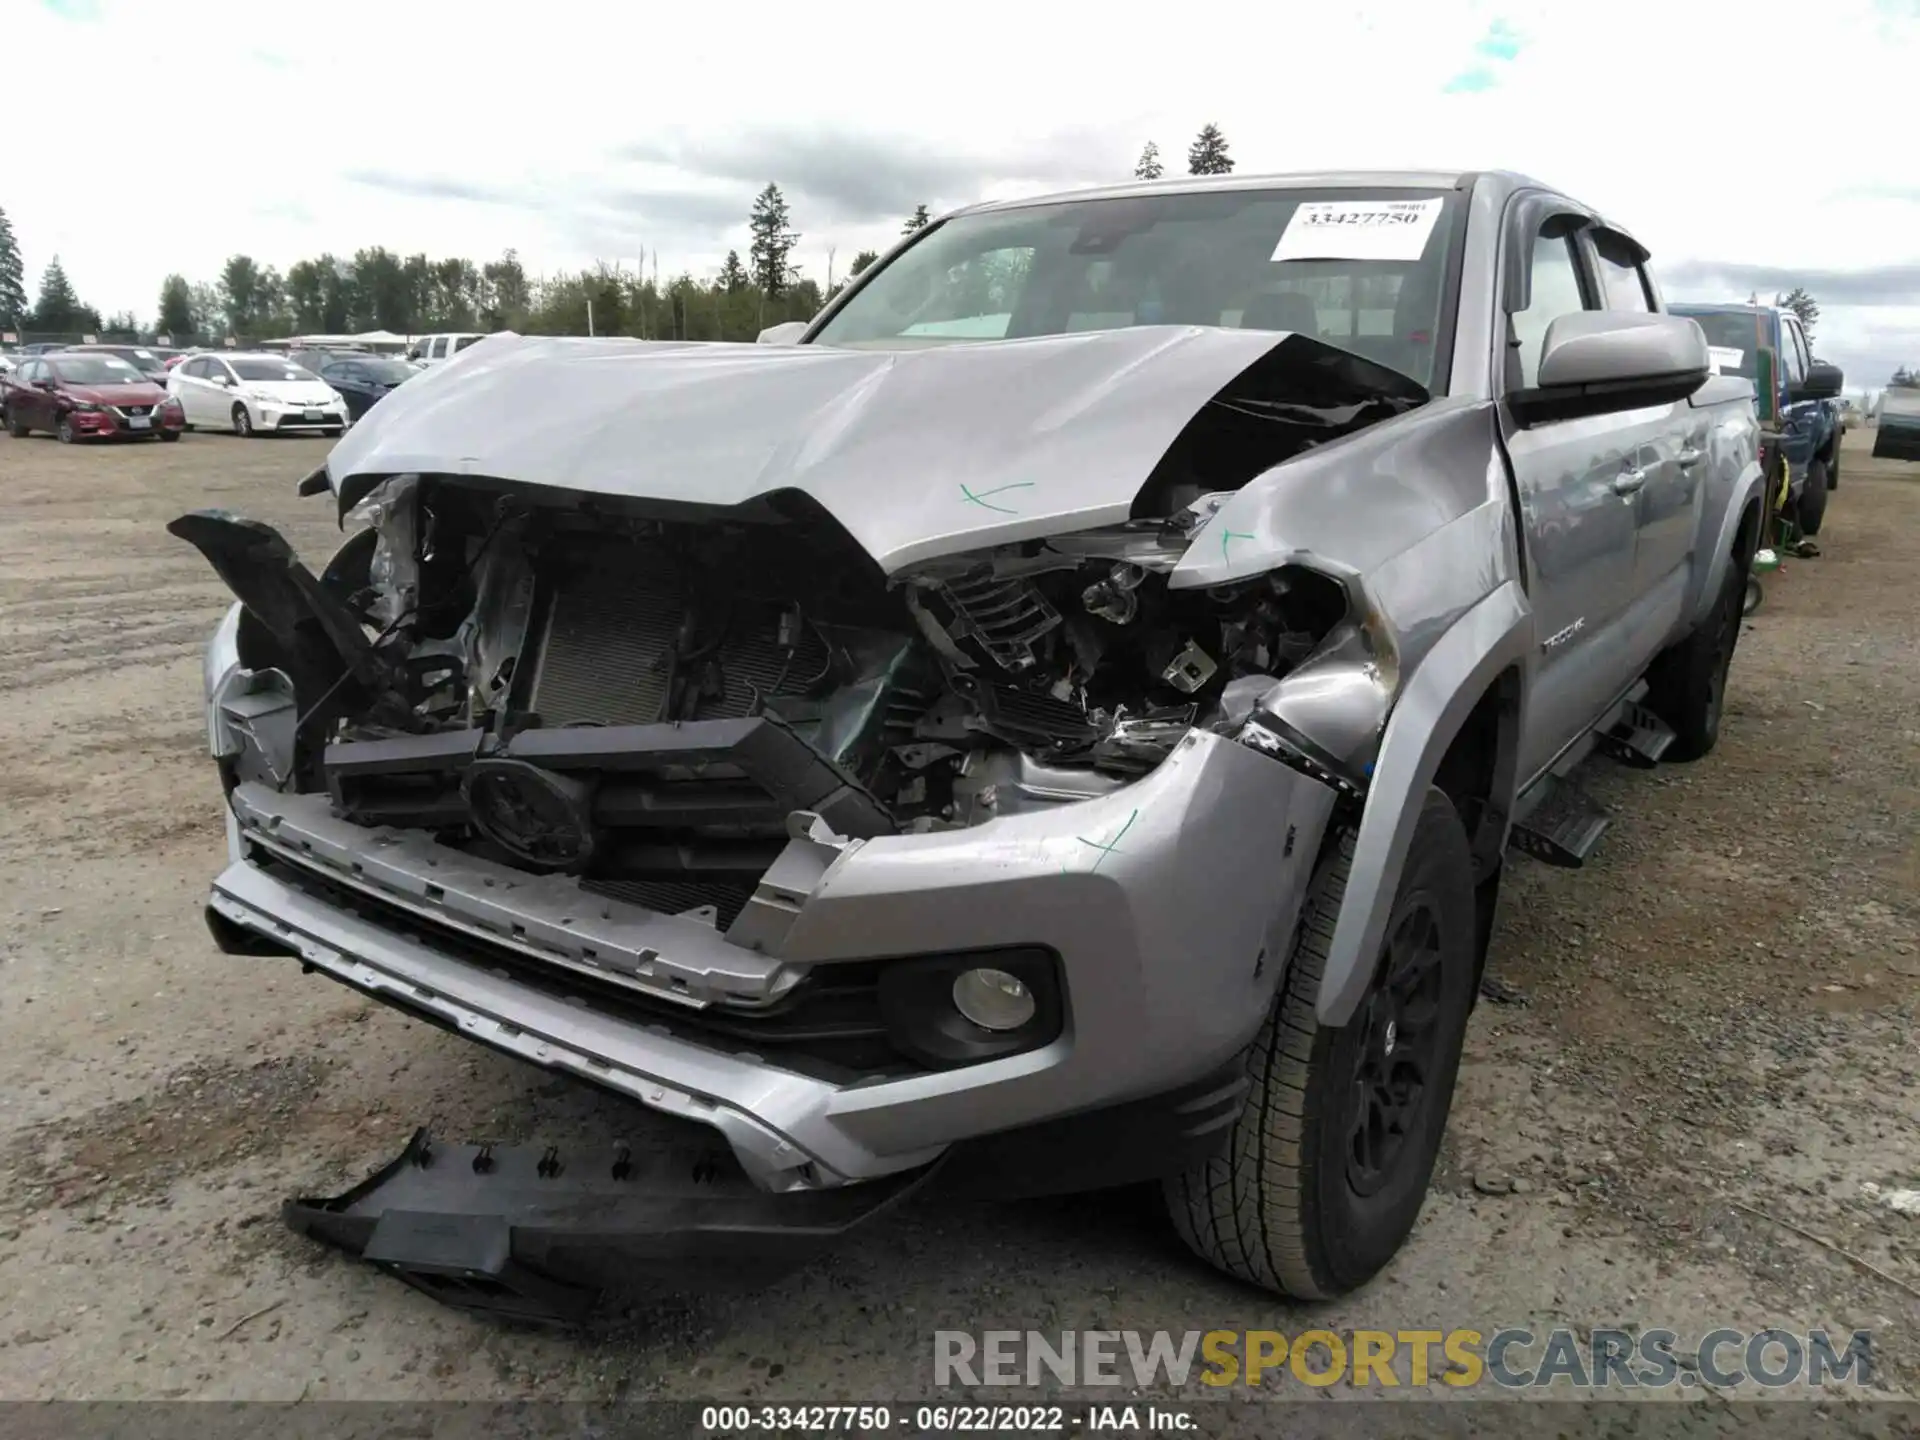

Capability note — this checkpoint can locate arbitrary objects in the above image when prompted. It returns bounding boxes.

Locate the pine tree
[1134,143,1164,180]
[1777,287,1820,340]
[158,273,194,340]
[903,204,931,234]
[849,249,880,277]
[0,206,25,331]
[748,185,798,298]
[1187,123,1234,175]
[718,250,748,293]
[29,255,87,332]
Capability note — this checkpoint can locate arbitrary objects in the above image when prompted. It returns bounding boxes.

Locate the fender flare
[1689,459,1765,632]
[1314,581,1532,1025]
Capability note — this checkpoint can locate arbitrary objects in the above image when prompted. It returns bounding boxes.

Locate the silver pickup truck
[174,169,1761,1323]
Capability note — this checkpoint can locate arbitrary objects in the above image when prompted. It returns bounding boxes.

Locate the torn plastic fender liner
[286,1128,939,1326]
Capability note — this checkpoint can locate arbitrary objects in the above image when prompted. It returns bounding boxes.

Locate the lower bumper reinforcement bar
[285,1128,937,1326]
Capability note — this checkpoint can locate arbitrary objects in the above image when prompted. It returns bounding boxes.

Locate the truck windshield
[811,187,1463,391]
[1683,311,1766,380]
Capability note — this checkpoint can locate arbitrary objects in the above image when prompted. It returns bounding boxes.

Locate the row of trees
[0,128,1236,343]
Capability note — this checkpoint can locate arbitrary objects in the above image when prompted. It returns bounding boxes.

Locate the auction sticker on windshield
[1271,198,1444,262]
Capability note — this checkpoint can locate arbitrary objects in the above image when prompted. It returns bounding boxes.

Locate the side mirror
[756,321,809,346]
[34,379,56,390]
[1508,312,1709,429]
[1794,360,1843,402]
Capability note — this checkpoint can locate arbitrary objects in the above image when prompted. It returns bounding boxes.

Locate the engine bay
[181,446,1366,934]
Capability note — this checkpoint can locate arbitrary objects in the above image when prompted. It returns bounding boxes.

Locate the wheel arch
[1313,581,1531,1026]
[1687,459,1765,634]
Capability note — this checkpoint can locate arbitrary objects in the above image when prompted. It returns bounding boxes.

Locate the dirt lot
[0,425,1916,1406]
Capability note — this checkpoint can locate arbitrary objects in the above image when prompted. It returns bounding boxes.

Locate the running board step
[1509,781,1611,868]
[1597,706,1674,771]
[1593,701,1676,769]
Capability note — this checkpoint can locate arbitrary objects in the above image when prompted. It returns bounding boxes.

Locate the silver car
[174,169,1762,1321]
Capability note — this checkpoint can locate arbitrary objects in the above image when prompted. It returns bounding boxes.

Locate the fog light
[951,968,1036,1032]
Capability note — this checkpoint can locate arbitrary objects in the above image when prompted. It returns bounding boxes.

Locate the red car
[2,352,185,443]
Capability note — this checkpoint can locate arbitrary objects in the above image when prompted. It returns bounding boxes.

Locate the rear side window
[1780,319,1808,384]
[454,335,484,352]
[1512,221,1593,389]
[1591,232,1651,313]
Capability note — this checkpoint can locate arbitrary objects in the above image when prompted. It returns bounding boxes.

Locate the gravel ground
[0,426,1915,1406]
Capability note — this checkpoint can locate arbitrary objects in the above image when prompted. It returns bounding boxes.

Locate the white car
[167,352,350,438]
[406,332,488,368]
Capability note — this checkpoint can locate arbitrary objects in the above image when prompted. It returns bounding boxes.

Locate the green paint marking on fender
[1221,527,1255,559]
[959,481,1036,514]
[1065,807,1140,874]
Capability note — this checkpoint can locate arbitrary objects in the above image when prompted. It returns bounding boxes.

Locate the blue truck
[1669,303,1844,539]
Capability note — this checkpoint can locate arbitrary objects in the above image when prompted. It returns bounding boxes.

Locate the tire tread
[1163,825,1357,1299]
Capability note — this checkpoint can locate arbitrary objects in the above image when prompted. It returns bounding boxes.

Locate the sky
[9,0,1919,388]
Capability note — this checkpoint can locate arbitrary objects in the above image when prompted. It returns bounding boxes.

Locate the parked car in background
[406,332,488,367]
[3,352,184,442]
[67,342,175,387]
[167,352,349,437]
[176,169,1767,1321]
[1876,368,1920,462]
[312,352,417,420]
[287,346,373,374]
[1669,303,1843,537]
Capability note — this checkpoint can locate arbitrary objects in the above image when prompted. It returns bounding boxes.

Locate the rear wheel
[1165,788,1476,1298]
[232,403,254,437]
[4,406,27,438]
[1798,458,1830,538]
[1647,559,1743,761]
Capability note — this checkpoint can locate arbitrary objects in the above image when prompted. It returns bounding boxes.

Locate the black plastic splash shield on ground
[283,1129,935,1326]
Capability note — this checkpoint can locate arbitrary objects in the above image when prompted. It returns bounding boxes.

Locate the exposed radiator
[527,542,832,727]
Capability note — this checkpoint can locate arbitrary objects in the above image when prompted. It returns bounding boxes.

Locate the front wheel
[1165,787,1477,1298]
[158,430,181,443]
[232,403,254,438]
[56,415,76,444]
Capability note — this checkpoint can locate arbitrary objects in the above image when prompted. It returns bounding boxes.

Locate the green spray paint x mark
[1221,527,1255,559]
[1066,808,1140,874]
[959,482,1035,514]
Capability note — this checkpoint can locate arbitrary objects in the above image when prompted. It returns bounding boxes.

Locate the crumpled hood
[321,327,1324,574]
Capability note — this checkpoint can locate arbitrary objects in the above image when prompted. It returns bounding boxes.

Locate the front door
[1500,212,1643,784]
[1585,228,1701,654]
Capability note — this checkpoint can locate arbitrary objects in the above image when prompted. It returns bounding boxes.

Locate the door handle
[1611,468,1647,496]
[1676,447,1705,467]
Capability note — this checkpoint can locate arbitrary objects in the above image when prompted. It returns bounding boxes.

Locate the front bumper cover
[212,723,1337,1191]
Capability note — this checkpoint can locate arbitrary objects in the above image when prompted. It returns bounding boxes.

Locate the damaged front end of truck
[175,325,1469,1322]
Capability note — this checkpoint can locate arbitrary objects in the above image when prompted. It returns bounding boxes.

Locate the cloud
[2,0,1915,334]
[1659,260,1920,307]
[617,127,1120,224]
[344,171,526,207]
